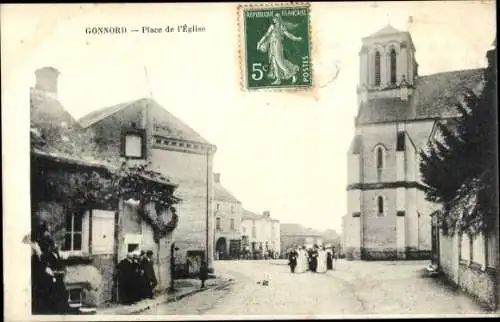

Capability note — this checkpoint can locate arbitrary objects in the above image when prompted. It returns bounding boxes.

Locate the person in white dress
[316,247,328,273]
[295,247,306,273]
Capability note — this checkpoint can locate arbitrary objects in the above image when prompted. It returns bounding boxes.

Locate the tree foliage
[420,41,497,236]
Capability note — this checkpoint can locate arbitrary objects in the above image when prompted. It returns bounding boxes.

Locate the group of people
[28,222,69,314]
[287,245,335,274]
[117,250,158,304]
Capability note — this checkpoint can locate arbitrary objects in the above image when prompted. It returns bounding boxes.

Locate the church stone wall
[361,188,397,259]
[361,124,398,183]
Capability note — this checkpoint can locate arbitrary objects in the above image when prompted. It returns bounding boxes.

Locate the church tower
[357,25,419,106]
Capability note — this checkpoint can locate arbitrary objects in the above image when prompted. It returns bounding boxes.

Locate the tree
[420,39,497,236]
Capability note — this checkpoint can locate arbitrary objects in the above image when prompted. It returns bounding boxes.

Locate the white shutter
[92,210,115,255]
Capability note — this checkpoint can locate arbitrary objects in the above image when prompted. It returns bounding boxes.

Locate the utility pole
[205,147,210,268]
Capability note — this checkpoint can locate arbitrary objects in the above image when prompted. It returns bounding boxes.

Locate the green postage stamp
[240,3,312,90]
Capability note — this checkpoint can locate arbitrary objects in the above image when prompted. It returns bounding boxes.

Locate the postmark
[238,3,312,91]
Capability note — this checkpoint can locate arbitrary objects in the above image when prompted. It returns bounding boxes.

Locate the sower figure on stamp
[257,13,302,85]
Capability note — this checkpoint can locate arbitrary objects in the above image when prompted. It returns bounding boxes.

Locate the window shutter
[92,210,115,255]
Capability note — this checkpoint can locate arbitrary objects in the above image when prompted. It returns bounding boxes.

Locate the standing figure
[256,13,303,85]
[287,249,298,273]
[117,253,136,304]
[142,250,157,299]
[199,260,208,289]
[309,245,319,273]
[316,247,327,273]
[326,249,333,270]
[295,247,306,273]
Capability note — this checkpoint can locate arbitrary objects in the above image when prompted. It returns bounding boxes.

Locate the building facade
[30,67,178,308]
[280,223,324,256]
[78,97,217,274]
[240,210,280,259]
[213,173,243,260]
[344,25,484,260]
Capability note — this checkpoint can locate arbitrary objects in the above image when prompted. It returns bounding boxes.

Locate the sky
[2,1,496,232]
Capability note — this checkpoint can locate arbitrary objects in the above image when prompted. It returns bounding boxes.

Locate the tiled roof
[30,88,78,128]
[31,91,175,187]
[242,209,262,220]
[410,69,484,120]
[78,98,211,145]
[214,183,241,204]
[356,69,484,125]
[280,223,322,237]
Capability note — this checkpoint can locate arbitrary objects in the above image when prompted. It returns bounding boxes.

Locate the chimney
[35,67,60,97]
[263,211,270,217]
[213,173,220,183]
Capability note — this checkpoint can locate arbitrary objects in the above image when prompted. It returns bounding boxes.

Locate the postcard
[2,1,498,321]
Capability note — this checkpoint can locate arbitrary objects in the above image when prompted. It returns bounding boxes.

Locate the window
[216,217,221,231]
[374,51,381,86]
[377,196,384,217]
[231,205,235,213]
[460,234,471,262]
[390,48,397,85]
[67,287,83,308]
[63,213,83,251]
[128,243,139,253]
[230,218,235,230]
[375,145,384,181]
[216,203,221,212]
[121,127,146,159]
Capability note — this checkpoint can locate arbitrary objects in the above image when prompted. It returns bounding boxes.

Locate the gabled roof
[214,183,241,204]
[356,68,484,125]
[368,24,402,38]
[78,98,211,144]
[242,209,262,220]
[280,223,322,237]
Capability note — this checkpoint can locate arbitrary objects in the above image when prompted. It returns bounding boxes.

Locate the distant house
[213,173,243,260]
[30,67,179,308]
[78,97,217,275]
[280,223,323,255]
[240,210,280,259]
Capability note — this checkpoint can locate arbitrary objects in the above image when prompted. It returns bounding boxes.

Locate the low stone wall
[344,247,431,261]
[458,262,497,310]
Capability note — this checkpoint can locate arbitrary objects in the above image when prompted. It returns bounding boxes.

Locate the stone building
[343,25,484,260]
[240,210,280,259]
[78,97,217,275]
[213,173,243,260]
[280,223,323,256]
[30,67,178,308]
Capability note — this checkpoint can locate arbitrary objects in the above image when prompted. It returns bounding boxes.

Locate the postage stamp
[239,3,312,91]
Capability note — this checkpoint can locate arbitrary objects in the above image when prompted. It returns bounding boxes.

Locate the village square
[11,2,498,318]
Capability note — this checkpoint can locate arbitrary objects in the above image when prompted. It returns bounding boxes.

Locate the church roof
[356,68,484,124]
[214,183,241,204]
[78,98,211,144]
[367,24,403,38]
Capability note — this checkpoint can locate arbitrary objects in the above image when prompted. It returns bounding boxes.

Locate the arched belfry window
[390,48,397,85]
[374,51,381,86]
[377,196,384,217]
[375,145,385,181]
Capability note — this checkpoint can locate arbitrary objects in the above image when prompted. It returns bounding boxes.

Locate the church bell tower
[357,25,419,105]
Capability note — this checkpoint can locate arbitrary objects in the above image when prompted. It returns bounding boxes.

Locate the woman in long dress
[256,13,303,85]
[295,247,305,273]
[316,247,328,273]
